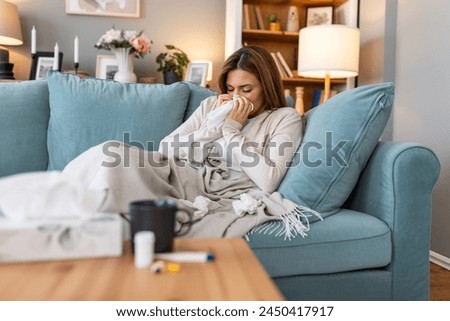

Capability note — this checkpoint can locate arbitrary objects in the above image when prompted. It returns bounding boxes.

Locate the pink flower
[130,36,150,54]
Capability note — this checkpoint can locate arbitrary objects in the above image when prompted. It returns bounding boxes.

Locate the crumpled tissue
[232,193,261,217]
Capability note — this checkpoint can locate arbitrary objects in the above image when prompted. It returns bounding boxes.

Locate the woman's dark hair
[218,45,287,110]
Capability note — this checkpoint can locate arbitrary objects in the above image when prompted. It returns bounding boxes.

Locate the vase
[111,47,137,84]
[269,22,281,32]
[287,6,299,32]
[163,71,181,85]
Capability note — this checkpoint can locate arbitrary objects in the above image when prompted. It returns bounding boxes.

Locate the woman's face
[225,69,265,117]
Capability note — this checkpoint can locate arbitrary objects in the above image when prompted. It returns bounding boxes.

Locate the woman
[63,45,307,238]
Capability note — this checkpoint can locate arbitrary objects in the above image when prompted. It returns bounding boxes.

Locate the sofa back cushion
[46,71,191,170]
[0,80,50,177]
[278,82,394,220]
[182,81,217,121]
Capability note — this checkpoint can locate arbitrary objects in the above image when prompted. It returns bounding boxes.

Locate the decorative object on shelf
[0,1,23,80]
[185,61,210,87]
[74,36,79,74]
[95,27,152,83]
[111,47,137,83]
[95,54,118,80]
[139,76,156,84]
[306,6,333,27]
[156,44,190,85]
[65,0,141,18]
[64,70,89,78]
[53,43,60,71]
[268,14,281,32]
[286,6,300,32]
[29,51,63,80]
[298,25,360,102]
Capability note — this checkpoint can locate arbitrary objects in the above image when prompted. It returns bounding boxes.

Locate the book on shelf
[276,52,294,78]
[270,52,288,78]
[243,4,251,30]
[312,89,338,108]
[254,6,266,30]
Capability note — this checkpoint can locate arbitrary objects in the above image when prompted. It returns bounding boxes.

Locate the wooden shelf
[282,77,347,85]
[244,0,346,6]
[243,29,298,43]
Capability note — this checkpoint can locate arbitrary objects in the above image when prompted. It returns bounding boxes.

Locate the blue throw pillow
[278,82,394,219]
[0,80,50,177]
[182,81,217,121]
[47,71,191,170]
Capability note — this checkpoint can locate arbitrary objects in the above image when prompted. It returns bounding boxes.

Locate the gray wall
[360,0,450,262]
[393,0,450,260]
[359,0,397,141]
[8,0,226,88]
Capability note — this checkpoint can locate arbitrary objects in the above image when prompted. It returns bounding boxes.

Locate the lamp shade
[298,25,359,79]
[0,1,23,46]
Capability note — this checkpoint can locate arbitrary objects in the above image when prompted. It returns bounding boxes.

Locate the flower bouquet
[95,27,152,58]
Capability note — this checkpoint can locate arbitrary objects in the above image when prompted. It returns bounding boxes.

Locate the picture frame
[185,62,209,87]
[29,51,64,80]
[95,55,118,80]
[306,6,333,27]
[65,0,140,18]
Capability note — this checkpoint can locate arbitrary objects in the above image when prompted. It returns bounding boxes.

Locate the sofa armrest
[346,141,440,300]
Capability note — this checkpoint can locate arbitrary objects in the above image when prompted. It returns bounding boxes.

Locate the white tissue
[0,171,107,221]
[192,196,221,218]
[207,95,254,129]
[232,193,261,217]
[207,99,235,129]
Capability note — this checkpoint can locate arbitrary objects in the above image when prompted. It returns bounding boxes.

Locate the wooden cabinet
[226,0,358,111]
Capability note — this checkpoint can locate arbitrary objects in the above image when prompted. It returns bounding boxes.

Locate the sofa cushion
[182,81,217,121]
[278,83,394,219]
[247,209,392,277]
[0,80,50,177]
[46,71,191,170]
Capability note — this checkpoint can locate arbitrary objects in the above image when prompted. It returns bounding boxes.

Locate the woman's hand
[227,96,253,126]
[214,94,233,109]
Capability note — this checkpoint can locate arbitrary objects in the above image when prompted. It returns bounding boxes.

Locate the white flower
[103,28,121,43]
[123,30,137,40]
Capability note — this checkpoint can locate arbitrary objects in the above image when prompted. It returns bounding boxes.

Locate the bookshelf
[226,0,358,112]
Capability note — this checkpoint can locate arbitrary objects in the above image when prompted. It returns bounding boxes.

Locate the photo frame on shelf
[185,62,209,87]
[29,52,64,80]
[95,55,118,80]
[65,0,140,18]
[306,6,333,27]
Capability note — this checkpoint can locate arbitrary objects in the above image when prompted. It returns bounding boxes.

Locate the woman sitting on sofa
[63,45,315,238]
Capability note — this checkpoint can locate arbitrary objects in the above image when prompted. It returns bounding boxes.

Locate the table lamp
[0,1,23,80]
[298,24,360,102]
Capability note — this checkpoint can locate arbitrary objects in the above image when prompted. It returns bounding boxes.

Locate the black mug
[129,199,192,253]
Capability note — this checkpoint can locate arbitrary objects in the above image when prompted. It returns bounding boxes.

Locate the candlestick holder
[74,62,79,74]
[29,53,37,80]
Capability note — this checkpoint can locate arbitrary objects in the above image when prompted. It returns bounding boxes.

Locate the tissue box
[0,213,123,263]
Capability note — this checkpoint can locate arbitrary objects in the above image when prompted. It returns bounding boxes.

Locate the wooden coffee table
[0,238,284,301]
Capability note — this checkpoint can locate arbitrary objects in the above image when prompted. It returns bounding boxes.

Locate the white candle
[53,43,59,70]
[31,26,36,54]
[74,36,79,64]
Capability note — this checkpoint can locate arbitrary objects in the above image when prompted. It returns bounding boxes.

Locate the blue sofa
[0,71,440,300]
